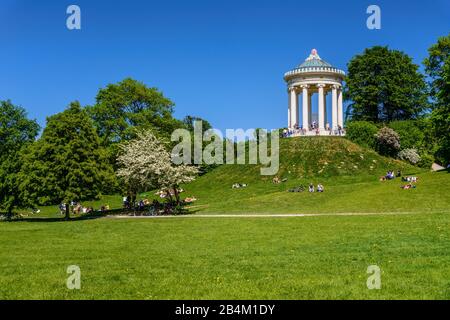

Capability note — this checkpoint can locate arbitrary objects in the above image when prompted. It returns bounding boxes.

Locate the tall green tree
[424,33,450,164]
[87,78,183,147]
[0,100,39,218]
[20,102,115,217]
[345,46,429,122]
[86,78,185,173]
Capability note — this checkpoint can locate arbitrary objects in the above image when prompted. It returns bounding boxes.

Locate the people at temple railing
[282,126,346,138]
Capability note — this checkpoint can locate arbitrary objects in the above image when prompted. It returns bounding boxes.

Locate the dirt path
[106,211,427,219]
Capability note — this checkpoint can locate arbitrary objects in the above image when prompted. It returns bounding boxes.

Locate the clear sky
[1,0,449,132]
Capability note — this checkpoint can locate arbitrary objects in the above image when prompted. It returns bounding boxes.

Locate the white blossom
[117,131,198,202]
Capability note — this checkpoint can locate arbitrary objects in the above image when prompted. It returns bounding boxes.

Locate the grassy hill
[178,137,450,214]
[195,136,413,183]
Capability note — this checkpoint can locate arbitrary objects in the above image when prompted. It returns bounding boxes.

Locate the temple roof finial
[306,49,321,61]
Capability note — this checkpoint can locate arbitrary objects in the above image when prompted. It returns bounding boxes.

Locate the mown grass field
[1,213,449,299]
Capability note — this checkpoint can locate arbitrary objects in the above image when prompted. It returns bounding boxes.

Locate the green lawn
[1,212,449,299]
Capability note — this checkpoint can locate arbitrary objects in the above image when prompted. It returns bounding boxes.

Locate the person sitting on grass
[138,200,145,211]
[59,203,66,215]
[317,184,324,192]
[73,204,82,215]
[309,183,315,193]
[385,171,395,180]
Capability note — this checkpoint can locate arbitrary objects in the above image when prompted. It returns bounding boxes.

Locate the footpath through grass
[0,212,449,299]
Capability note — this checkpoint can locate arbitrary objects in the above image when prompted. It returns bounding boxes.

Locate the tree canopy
[0,100,39,216]
[19,102,115,207]
[424,33,450,164]
[87,78,183,146]
[345,46,429,122]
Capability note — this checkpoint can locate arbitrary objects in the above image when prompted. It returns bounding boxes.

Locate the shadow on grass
[1,207,200,223]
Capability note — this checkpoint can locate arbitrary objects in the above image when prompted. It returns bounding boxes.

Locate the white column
[301,85,309,130]
[324,90,328,128]
[338,87,343,128]
[289,87,298,128]
[317,84,325,130]
[308,93,312,128]
[287,91,291,128]
[332,85,338,131]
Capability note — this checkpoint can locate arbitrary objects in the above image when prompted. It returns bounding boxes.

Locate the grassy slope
[181,137,450,214]
[1,213,449,299]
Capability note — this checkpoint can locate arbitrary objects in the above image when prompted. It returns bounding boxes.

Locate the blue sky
[1,0,449,132]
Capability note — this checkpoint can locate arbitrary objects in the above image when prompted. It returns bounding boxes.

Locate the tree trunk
[65,203,70,221]
[174,187,180,205]
[166,190,173,203]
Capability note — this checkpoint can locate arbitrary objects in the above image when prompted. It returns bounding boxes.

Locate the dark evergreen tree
[20,102,115,216]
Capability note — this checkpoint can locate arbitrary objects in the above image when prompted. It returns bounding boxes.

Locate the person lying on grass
[288,185,305,193]
[401,184,417,190]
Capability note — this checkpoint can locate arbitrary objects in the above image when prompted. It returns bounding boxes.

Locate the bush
[375,127,401,156]
[398,148,421,165]
[417,153,434,169]
[388,120,425,150]
[345,121,378,148]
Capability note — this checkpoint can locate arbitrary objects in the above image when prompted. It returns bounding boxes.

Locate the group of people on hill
[288,183,324,193]
[309,183,324,193]
[380,170,402,181]
[123,196,151,210]
[58,201,107,215]
[379,169,420,190]
[282,124,345,138]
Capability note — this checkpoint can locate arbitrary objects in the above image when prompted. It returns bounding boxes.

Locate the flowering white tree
[117,130,198,204]
[398,148,421,165]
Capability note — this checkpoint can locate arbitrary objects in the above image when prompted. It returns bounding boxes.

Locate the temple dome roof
[298,49,333,69]
[284,49,345,80]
